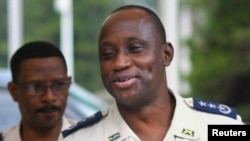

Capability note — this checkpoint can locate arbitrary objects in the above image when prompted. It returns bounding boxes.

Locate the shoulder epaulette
[186,98,237,119]
[62,111,103,138]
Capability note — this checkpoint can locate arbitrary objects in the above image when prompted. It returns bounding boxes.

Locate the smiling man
[61,5,244,141]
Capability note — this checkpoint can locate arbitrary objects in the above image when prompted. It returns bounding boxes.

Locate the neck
[20,121,62,141]
[118,90,176,141]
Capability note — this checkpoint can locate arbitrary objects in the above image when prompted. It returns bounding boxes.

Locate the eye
[129,43,145,53]
[53,82,71,93]
[53,82,67,89]
[31,83,44,91]
[100,48,116,59]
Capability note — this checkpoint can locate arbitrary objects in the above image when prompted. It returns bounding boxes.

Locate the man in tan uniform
[61,5,244,141]
[2,41,75,141]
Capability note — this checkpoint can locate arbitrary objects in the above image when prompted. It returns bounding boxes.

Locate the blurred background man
[2,41,75,141]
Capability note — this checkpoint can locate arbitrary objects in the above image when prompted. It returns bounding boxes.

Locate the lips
[38,109,59,118]
[115,75,133,82]
[113,75,137,89]
[41,109,58,113]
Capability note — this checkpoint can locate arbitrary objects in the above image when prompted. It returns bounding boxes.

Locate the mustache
[37,104,61,112]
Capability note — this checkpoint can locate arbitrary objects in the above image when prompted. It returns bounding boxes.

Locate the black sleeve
[0,132,2,141]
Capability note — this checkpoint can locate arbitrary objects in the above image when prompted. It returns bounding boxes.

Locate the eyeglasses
[15,80,71,96]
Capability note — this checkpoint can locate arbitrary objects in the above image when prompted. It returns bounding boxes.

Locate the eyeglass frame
[14,77,72,96]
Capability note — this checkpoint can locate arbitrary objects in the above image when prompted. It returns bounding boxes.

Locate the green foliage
[183,0,250,122]
[0,0,8,67]
[73,0,113,91]
[23,0,60,42]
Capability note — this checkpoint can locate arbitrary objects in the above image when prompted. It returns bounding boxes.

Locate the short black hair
[111,5,166,43]
[10,41,67,82]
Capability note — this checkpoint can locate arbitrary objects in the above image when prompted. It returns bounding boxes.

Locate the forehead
[99,9,159,42]
[105,9,153,28]
[18,57,67,80]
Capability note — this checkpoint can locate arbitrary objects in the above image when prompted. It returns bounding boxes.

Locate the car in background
[0,68,108,132]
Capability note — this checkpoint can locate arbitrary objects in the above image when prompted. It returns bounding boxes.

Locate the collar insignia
[109,132,120,141]
[182,128,195,137]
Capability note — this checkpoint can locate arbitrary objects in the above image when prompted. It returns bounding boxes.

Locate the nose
[113,52,131,71]
[41,86,57,103]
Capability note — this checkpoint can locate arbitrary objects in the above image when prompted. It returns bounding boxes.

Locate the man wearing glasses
[1,41,75,141]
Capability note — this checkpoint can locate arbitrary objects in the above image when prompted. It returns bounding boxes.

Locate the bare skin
[98,8,175,141]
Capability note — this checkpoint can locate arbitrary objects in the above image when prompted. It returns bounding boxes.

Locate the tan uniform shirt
[61,93,244,141]
[2,116,75,141]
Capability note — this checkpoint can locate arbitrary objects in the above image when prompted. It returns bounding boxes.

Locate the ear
[7,82,19,102]
[162,42,174,66]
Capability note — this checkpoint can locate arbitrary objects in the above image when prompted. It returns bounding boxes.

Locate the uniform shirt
[2,116,75,141]
[61,92,244,141]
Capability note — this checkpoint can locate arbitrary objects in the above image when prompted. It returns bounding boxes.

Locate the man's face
[9,57,71,129]
[98,9,171,108]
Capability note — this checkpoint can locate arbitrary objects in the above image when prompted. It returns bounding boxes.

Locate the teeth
[119,78,129,82]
